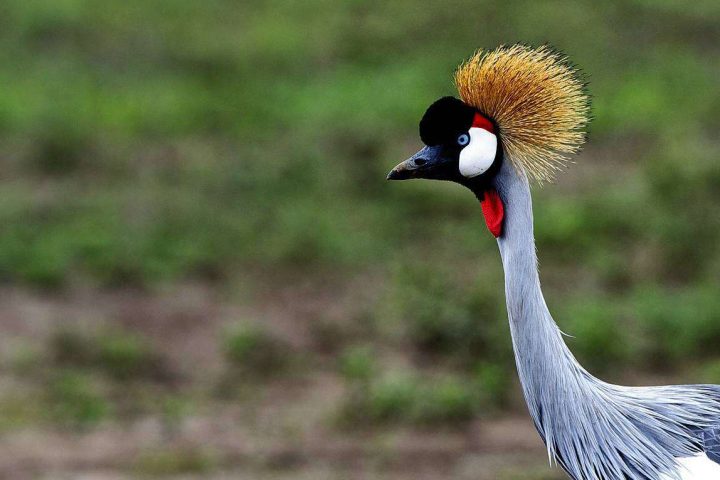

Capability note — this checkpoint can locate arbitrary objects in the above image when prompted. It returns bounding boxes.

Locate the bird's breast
[659,453,720,479]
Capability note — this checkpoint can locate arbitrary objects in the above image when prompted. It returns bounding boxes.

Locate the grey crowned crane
[387,45,720,480]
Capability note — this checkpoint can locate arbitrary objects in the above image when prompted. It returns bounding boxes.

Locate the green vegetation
[49,327,169,382]
[340,370,484,426]
[339,345,377,383]
[386,262,508,363]
[47,370,110,428]
[0,0,717,292]
[134,447,220,476]
[223,323,291,376]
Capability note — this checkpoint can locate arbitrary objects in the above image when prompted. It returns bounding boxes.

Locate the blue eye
[457,133,470,146]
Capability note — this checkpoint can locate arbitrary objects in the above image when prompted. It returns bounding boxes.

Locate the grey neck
[492,161,585,419]
[488,160,717,480]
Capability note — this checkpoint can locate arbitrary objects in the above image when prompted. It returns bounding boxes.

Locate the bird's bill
[387,145,453,181]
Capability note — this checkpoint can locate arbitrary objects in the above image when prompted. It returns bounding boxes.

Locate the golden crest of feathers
[455,45,590,182]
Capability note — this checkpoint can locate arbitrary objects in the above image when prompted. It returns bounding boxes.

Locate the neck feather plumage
[490,160,720,480]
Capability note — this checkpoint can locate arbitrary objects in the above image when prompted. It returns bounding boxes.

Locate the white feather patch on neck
[459,127,497,178]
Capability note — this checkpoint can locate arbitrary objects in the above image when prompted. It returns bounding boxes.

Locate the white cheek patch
[459,127,497,178]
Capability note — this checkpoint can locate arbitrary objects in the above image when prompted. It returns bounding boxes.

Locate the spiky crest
[455,44,590,182]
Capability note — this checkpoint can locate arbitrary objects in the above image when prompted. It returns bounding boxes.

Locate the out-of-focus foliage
[223,323,292,376]
[0,0,718,478]
[1,0,718,291]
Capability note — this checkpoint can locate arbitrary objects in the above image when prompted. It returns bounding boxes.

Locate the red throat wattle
[481,189,504,238]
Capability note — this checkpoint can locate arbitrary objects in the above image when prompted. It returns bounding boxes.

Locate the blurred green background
[0,0,719,478]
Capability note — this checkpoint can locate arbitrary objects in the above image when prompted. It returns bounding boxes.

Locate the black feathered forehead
[419,96,475,146]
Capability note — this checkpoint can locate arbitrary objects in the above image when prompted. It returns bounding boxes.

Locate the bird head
[387,96,502,193]
[388,45,590,237]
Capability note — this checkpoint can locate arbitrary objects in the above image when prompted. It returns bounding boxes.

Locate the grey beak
[387,158,417,180]
[387,145,443,181]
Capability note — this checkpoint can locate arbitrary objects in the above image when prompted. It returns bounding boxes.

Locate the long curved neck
[486,162,716,480]
[491,162,587,420]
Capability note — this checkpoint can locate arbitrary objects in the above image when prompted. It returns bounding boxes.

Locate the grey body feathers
[492,159,720,480]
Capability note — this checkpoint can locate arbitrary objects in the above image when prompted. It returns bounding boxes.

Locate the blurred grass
[134,447,220,476]
[222,322,293,377]
[1,0,718,291]
[0,0,718,477]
